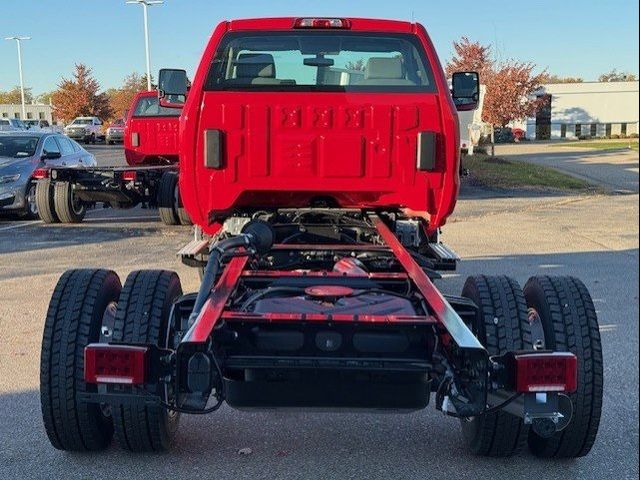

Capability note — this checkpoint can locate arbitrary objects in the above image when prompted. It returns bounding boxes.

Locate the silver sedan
[0,132,96,219]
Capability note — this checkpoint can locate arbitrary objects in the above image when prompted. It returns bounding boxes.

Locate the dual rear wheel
[35,179,86,224]
[460,275,603,458]
[40,268,183,452]
[39,268,602,455]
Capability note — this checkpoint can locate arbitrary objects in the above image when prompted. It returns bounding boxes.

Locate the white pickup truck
[64,116,104,144]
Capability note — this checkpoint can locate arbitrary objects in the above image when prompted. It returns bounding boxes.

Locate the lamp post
[4,36,31,120]
[126,0,163,91]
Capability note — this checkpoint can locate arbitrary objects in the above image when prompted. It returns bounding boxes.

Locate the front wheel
[40,269,122,451]
[524,276,603,458]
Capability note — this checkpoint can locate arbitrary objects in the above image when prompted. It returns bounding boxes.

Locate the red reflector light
[33,168,49,179]
[515,352,577,393]
[122,170,137,182]
[84,344,148,385]
[294,18,350,29]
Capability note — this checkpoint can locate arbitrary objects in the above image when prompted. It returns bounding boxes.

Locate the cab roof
[227,17,417,33]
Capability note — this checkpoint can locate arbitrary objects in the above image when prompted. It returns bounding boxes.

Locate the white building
[0,103,55,124]
[525,81,639,140]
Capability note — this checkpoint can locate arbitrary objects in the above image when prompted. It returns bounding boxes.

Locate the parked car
[0,118,28,132]
[64,116,104,144]
[512,128,526,142]
[106,118,125,144]
[493,126,515,143]
[0,132,96,219]
[24,119,51,131]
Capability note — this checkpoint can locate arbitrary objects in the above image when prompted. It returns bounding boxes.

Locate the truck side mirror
[158,68,188,108]
[451,72,480,111]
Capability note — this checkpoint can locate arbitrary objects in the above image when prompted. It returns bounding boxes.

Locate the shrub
[610,134,620,139]
[629,133,639,139]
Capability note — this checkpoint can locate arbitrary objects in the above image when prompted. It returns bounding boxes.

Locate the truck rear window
[205,32,436,93]
[133,96,181,117]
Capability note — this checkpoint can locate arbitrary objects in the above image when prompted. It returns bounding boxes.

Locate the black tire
[40,269,122,451]
[175,184,192,226]
[460,275,532,457]
[158,171,179,225]
[112,270,183,452]
[523,276,603,458]
[54,181,86,223]
[35,178,59,223]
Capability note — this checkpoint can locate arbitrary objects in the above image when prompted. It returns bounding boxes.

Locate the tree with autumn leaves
[105,72,153,119]
[49,65,154,124]
[51,64,112,123]
[446,37,547,127]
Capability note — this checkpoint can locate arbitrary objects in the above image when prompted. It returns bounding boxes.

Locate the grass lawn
[555,140,639,151]
[463,154,597,191]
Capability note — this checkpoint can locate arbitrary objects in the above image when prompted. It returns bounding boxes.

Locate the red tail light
[84,344,148,385]
[294,18,350,29]
[514,352,577,393]
[122,170,137,182]
[32,168,49,179]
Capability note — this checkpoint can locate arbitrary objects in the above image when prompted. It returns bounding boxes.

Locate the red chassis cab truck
[40,17,602,457]
[124,90,180,166]
[34,91,188,226]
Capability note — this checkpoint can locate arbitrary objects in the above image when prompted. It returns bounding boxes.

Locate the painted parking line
[0,220,43,232]
[82,215,160,222]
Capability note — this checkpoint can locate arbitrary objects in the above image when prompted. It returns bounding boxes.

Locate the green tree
[0,86,34,104]
[106,72,152,120]
[540,74,584,84]
[35,90,55,105]
[598,69,637,82]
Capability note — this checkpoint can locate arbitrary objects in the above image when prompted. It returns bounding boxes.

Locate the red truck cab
[163,17,467,236]
[124,90,181,166]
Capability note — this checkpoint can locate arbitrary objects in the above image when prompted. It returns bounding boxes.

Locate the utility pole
[126,0,163,91]
[5,36,31,120]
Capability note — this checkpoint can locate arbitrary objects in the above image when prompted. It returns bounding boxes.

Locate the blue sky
[0,0,638,95]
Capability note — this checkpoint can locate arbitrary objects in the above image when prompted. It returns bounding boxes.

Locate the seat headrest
[234,53,276,79]
[365,57,405,80]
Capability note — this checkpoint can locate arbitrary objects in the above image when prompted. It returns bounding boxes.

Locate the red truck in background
[34,90,190,226]
[124,90,181,166]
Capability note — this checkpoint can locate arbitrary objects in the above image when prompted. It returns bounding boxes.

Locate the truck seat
[233,53,282,85]
[356,57,416,86]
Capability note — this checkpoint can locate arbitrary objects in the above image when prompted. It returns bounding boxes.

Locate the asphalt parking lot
[0,145,638,479]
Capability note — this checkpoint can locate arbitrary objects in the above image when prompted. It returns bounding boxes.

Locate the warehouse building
[525,81,639,140]
[0,103,55,124]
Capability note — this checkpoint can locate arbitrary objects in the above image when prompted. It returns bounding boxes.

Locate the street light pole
[4,36,31,120]
[126,0,163,91]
